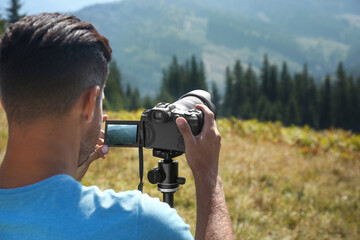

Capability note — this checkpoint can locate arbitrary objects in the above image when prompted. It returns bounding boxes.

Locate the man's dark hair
[0,13,112,123]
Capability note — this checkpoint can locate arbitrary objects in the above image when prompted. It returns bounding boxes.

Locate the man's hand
[176,105,235,240]
[75,115,110,181]
[176,105,221,183]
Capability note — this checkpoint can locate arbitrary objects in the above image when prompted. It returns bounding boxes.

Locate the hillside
[73,0,360,95]
[0,108,359,239]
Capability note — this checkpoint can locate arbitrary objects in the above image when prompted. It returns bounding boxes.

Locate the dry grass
[0,109,359,239]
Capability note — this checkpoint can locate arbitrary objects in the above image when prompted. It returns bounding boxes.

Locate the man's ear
[80,86,100,123]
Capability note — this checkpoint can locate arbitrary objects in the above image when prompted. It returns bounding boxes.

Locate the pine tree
[348,75,358,131]
[142,96,154,109]
[284,96,301,126]
[223,67,234,116]
[245,64,257,102]
[241,101,253,120]
[301,64,311,126]
[293,64,312,126]
[7,0,25,23]
[129,87,141,111]
[182,59,191,93]
[198,60,207,90]
[211,82,221,111]
[293,73,304,124]
[160,55,208,102]
[333,62,351,129]
[244,64,257,118]
[269,65,279,102]
[104,61,124,111]
[304,75,319,128]
[260,54,270,99]
[280,62,292,105]
[189,55,199,91]
[269,101,282,122]
[124,83,132,109]
[319,75,332,129]
[354,77,360,132]
[123,83,142,110]
[159,69,174,103]
[0,14,6,34]
[187,56,207,91]
[256,95,271,121]
[233,60,245,117]
[158,87,174,104]
[167,55,181,99]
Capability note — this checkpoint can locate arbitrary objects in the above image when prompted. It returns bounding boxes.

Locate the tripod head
[147,149,186,208]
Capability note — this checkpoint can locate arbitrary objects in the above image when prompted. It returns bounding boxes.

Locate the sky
[0,0,121,16]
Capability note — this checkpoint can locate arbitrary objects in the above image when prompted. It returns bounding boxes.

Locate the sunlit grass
[0,108,359,239]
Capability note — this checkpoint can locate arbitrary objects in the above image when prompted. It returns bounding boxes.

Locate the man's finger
[98,137,104,145]
[176,117,196,145]
[195,104,215,130]
[100,129,105,139]
[99,145,109,159]
[89,145,109,161]
[103,115,108,122]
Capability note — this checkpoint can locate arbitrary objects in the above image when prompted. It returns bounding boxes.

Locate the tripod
[147,149,186,208]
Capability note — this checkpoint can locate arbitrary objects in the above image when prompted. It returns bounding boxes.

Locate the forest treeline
[106,54,360,132]
[222,55,360,132]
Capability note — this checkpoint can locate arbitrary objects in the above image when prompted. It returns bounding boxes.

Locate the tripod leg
[163,193,174,208]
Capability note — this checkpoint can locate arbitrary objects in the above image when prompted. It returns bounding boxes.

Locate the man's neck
[0,119,80,189]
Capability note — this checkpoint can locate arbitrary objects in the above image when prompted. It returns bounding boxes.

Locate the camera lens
[174,90,216,117]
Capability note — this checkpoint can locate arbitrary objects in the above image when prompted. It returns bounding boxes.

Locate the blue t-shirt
[0,174,193,240]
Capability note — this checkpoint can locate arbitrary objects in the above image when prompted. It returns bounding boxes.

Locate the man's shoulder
[78,181,193,239]
[0,174,193,239]
[135,194,193,239]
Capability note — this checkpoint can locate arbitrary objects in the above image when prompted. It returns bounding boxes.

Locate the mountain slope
[74,0,360,95]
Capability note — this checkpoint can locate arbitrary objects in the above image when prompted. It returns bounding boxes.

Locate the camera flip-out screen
[104,120,140,147]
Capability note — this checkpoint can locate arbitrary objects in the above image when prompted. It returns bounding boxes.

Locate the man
[0,13,234,239]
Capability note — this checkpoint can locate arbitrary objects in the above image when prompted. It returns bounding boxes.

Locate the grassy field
[0,109,359,239]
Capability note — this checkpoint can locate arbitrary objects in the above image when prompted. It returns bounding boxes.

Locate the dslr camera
[104,90,216,207]
[104,90,216,153]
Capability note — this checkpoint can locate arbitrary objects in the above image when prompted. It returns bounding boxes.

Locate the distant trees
[104,55,210,111]
[104,54,359,132]
[0,15,6,34]
[6,0,25,24]
[319,75,332,129]
[211,82,221,110]
[103,61,124,111]
[0,0,24,34]
[159,55,207,102]
[104,60,141,111]
[222,55,360,132]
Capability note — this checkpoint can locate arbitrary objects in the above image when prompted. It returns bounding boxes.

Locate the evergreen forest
[105,54,360,132]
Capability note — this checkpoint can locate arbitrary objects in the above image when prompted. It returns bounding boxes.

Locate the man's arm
[176,105,235,240]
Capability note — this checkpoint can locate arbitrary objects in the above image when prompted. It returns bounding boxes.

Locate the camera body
[104,90,216,153]
[141,102,203,152]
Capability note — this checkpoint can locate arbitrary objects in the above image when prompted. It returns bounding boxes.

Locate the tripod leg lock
[176,177,186,185]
